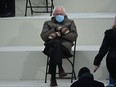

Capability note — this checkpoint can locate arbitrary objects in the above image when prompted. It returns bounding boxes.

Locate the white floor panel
[0,80,72,87]
[0,79,109,87]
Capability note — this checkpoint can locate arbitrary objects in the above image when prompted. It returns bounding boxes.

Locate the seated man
[70,67,105,87]
[40,6,78,86]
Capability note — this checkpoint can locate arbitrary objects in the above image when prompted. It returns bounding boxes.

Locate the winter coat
[94,28,116,80]
[40,15,78,51]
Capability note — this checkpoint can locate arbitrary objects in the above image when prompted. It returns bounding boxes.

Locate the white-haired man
[41,6,78,86]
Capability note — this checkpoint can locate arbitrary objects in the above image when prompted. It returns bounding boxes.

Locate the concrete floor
[0,79,108,87]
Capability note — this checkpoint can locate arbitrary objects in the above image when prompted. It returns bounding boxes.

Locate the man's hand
[61,27,69,34]
[54,25,70,34]
[48,32,61,39]
[55,26,62,31]
[56,31,61,36]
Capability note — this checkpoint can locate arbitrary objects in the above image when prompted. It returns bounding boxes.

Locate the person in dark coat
[0,0,15,17]
[70,67,105,87]
[93,16,116,87]
[40,6,78,86]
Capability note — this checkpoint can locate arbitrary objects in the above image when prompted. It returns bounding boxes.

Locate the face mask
[55,15,64,23]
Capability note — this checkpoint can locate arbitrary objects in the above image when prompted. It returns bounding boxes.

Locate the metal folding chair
[45,40,77,83]
[25,0,54,16]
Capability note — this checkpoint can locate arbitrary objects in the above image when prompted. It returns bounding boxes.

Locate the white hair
[52,6,66,16]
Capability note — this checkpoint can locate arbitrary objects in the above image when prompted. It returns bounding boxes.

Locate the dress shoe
[50,79,58,86]
[59,69,67,78]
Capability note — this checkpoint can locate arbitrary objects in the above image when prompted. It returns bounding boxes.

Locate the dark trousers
[0,0,15,14]
[44,39,71,79]
[107,60,116,86]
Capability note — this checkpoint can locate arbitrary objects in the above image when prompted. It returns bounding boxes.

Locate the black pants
[44,39,72,79]
[0,0,15,14]
[106,54,116,87]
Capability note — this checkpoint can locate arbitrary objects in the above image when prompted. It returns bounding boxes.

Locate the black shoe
[50,78,58,86]
[0,12,15,17]
[59,69,67,78]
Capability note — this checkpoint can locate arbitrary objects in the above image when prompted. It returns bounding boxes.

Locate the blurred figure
[93,16,116,87]
[41,6,77,86]
[0,0,15,17]
[70,67,105,87]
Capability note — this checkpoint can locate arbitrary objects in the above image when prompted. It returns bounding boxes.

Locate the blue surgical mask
[55,15,64,23]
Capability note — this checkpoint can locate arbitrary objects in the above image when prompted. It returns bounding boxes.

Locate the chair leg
[45,57,49,83]
[71,64,76,83]
[74,70,77,80]
[46,0,48,13]
[25,0,33,16]
[67,58,76,83]
[28,0,33,15]
[50,0,54,16]
[25,0,28,16]
[71,67,74,83]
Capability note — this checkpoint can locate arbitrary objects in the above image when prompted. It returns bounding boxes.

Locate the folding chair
[25,0,54,16]
[45,40,77,83]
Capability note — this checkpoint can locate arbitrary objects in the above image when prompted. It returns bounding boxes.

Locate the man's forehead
[55,8,63,12]
[55,8,64,14]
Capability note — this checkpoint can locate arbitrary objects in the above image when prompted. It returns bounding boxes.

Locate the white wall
[0,52,46,80]
[0,17,113,81]
[0,18,114,46]
[15,0,116,16]
[0,51,107,80]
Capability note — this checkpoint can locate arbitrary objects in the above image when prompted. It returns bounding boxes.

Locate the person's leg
[52,40,69,78]
[107,59,116,87]
[44,39,62,64]
[47,39,67,85]
[58,63,67,78]
[57,46,73,78]
[58,63,63,71]
[49,58,57,86]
